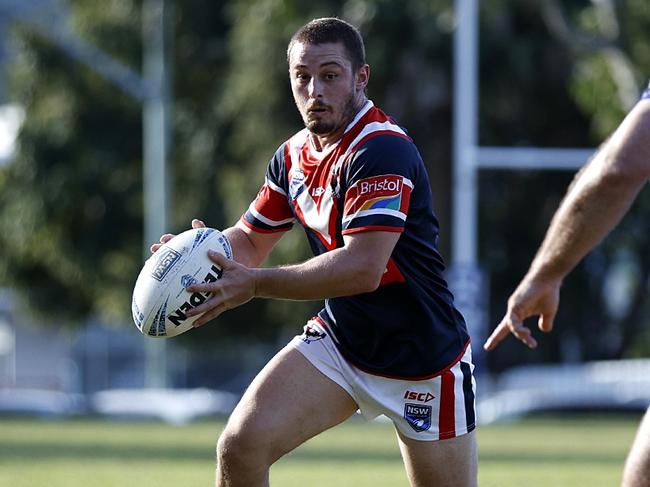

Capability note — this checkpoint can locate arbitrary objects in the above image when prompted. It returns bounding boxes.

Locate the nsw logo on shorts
[404,403,432,433]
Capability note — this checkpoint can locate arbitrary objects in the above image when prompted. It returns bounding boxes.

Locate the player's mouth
[307,103,329,115]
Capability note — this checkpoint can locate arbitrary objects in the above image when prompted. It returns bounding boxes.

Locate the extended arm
[528,100,650,283]
[484,100,650,351]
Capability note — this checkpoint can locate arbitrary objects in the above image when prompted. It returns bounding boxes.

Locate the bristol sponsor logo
[403,390,435,403]
[167,264,223,327]
[404,403,432,433]
[151,247,182,282]
[358,175,402,196]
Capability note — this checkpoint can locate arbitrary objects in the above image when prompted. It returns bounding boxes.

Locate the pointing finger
[483,320,510,351]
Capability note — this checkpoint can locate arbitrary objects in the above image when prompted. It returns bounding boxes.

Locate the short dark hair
[287,17,366,72]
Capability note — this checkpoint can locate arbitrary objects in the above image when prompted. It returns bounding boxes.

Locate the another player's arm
[484,99,650,351]
[186,230,400,326]
[527,99,650,283]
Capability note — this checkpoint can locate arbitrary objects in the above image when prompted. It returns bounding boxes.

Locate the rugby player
[154,17,477,487]
[484,82,650,487]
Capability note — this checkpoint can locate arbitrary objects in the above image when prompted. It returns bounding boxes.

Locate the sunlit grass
[0,412,640,486]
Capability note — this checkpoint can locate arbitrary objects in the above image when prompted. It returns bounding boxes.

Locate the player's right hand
[483,277,561,351]
[150,218,206,253]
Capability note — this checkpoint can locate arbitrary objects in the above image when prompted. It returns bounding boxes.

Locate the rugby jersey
[241,101,470,378]
[642,80,650,100]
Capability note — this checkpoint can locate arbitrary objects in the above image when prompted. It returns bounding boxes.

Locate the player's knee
[216,425,271,471]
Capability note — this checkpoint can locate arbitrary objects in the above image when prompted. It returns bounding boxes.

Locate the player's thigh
[622,407,650,487]
[219,344,359,462]
[396,429,477,487]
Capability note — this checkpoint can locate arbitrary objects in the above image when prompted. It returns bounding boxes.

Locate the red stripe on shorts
[439,368,456,439]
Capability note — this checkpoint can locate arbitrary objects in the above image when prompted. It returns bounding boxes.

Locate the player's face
[288,42,368,139]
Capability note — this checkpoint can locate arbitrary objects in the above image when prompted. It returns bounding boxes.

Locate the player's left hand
[185,250,256,326]
[483,277,561,351]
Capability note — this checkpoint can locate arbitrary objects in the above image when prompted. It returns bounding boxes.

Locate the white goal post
[450,0,595,363]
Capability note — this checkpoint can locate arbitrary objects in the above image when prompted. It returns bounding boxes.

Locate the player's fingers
[186,281,219,295]
[192,219,206,229]
[483,321,510,351]
[507,313,538,349]
[207,249,229,267]
[160,233,175,243]
[538,312,555,333]
[185,290,222,317]
[150,243,162,253]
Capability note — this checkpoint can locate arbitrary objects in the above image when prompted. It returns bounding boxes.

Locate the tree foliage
[0,0,648,365]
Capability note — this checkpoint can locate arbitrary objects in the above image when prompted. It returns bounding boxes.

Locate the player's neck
[310,129,345,153]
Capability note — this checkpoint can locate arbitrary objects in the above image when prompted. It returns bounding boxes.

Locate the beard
[303,92,358,136]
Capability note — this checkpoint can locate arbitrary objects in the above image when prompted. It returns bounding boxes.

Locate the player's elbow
[601,157,650,191]
[349,264,384,294]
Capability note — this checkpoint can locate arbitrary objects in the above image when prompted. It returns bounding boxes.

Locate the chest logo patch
[289,169,306,200]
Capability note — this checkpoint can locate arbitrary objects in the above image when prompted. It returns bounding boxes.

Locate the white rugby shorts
[290,318,477,441]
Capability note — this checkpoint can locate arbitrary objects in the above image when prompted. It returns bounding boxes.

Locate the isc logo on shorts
[404,403,432,433]
[403,390,435,402]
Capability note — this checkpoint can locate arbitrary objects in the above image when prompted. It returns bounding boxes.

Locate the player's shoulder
[354,130,424,169]
[270,130,308,167]
[358,130,416,151]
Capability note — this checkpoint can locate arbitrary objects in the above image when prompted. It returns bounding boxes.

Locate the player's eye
[324,72,338,81]
[295,73,310,83]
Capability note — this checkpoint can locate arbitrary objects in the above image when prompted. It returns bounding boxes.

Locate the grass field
[0,413,640,487]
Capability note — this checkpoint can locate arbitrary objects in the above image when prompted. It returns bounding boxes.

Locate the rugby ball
[131,227,233,338]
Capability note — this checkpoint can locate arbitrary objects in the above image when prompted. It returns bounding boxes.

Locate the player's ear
[355,64,370,91]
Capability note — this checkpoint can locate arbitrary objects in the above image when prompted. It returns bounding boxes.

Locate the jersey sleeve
[642,79,650,101]
[240,145,295,234]
[341,134,420,235]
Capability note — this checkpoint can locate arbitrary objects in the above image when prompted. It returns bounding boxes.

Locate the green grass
[0,413,640,486]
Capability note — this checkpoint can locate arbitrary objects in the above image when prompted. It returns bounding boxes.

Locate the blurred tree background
[0,0,648,373]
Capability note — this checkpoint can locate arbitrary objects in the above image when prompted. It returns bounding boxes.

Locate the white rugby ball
[131,227,233,338]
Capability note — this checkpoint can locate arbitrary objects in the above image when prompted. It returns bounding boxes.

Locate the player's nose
[308,77,323,98]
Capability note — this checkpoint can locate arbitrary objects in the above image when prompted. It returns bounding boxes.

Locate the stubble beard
[304,92,359,136]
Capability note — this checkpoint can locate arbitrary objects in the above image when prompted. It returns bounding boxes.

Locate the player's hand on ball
[150,219,206,253]
[185,251,256,327]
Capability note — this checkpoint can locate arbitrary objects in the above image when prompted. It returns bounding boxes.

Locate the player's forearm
[252,247,383,300]
[528,171,640,282]
[528,102,650,283]
[222,226,267,268]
